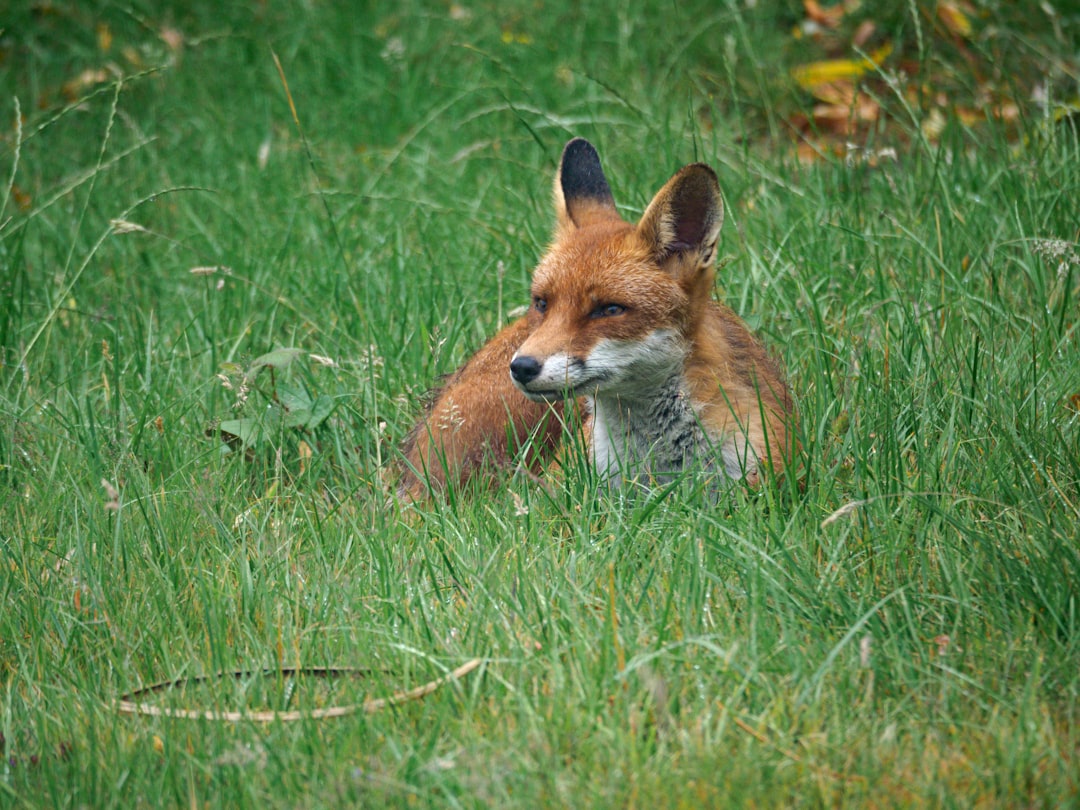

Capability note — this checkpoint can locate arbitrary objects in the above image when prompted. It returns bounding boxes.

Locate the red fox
[400,138,794,499]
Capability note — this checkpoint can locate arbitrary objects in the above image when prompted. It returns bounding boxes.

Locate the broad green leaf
[306,395,335,429]
[277,381,313,414]
[248,348,306,373]
[218,418,262,448]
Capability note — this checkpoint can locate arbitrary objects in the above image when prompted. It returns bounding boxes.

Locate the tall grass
[2,1,1078,806]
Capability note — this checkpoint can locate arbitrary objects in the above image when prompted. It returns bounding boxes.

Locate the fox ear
[637,164,723,267]
[554,138,619,231]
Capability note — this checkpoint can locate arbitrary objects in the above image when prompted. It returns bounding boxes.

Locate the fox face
[510,139,723,406]
[509,239,689,401]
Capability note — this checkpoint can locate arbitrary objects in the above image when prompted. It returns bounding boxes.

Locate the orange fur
[400,139,795,499]
[398,318,566,500]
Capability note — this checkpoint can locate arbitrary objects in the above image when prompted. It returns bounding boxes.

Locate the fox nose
[509,355,542,384]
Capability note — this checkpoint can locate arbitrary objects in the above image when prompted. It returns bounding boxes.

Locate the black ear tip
[560,137,613,205]
[671,164,722,212]
[646,162,723,256]
[562,137,598,162]
[681,163,720,191]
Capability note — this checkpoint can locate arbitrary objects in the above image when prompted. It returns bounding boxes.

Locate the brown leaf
[804,0,841,28]
[96,23,112,53]
[992,101,1020,123]
[101,479,120,511]
[852,20,876,48]
[159,26,184,53]
[812,105,852,135]
[787,110,811,132]
[937,1,973,38]
[810,93,879,135]
[10,184,32,212]
[796,139,829,165]
[955,107,984,126]
[804,0,859,28]
[61,68,110,100]
[807,79,856,106]
[122,46,143,68]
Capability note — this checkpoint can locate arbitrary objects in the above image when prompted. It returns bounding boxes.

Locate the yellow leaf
[298,440,312,474]
[791,43,892,90]
[1052,98,1080,123]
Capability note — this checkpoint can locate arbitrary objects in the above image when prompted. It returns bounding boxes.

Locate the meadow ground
[1,1,1078,806]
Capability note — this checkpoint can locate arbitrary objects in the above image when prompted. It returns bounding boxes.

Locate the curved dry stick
[115,659,483,722]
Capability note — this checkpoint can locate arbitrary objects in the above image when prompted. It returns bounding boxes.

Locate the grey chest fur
[589,375,718,485]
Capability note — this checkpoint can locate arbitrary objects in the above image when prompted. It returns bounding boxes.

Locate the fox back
[400,138,794,498]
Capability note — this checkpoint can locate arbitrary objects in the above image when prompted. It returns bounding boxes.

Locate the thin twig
[116,659,482,722]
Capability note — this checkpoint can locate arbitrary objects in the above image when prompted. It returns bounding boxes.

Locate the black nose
[510,355,542,384]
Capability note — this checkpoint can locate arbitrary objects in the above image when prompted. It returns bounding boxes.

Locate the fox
[399,138,794,500]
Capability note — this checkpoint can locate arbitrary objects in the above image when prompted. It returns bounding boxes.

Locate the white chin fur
[512,330,684,399]
[582,331,684,395]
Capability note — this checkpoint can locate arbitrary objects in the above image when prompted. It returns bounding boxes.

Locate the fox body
[401,138,793,498]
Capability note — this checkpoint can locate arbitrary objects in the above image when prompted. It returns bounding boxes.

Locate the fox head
[510,138,724,401]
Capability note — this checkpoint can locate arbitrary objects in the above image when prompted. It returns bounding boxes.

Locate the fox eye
[591,303,626,318]
[533,296,547,314]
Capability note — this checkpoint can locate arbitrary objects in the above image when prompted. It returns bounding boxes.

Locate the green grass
[2,1,1078,806]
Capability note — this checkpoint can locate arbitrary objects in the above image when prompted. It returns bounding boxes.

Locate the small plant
[214,348,337,464]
